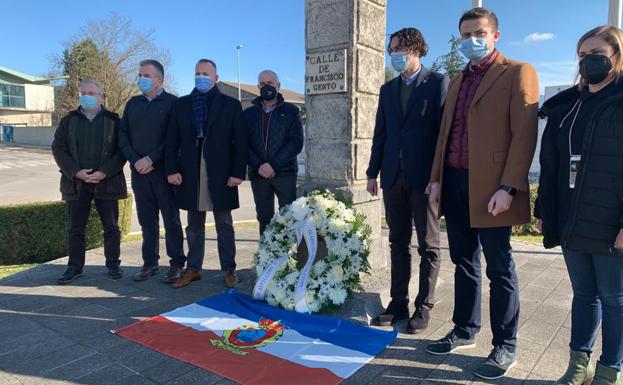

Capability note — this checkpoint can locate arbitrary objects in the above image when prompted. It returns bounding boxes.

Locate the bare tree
[52,13,173,117]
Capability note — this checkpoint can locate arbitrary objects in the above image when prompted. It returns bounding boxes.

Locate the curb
[124,220,259,241]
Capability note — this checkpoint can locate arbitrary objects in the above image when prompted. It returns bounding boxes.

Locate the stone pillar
[303,0,387,268]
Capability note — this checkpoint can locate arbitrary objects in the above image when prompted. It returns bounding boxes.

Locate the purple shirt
[446,49,499,170]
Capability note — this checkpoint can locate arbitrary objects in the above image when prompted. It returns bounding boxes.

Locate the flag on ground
[115,290,397,385]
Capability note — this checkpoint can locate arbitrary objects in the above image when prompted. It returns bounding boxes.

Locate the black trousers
[131,167,185,268]
[67,183,120,270]
[442,168,519,351]
[185,210,236,272]
[250,175,297,235]
[383,171,441,309]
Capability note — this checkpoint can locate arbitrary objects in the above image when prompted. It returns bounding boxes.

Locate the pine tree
[431,35,467,78]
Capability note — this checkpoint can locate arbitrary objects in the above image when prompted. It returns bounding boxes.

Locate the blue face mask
[79,95,98,110]
[138,76,154,93]
[460,37,490,61]
[195,75,212,92]
[390,52,410,73]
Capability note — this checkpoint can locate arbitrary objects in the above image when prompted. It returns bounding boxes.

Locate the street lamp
[609,0,622,27]
[472,0,482,7]
[236,44,243,101]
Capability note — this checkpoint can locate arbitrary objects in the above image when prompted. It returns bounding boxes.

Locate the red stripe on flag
[116,316,344,385]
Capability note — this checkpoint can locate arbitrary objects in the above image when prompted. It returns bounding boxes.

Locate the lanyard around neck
[559,98,583,157]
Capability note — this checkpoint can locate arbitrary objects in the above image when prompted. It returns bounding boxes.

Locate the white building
[529,84,573,182]
[0,65,56,127]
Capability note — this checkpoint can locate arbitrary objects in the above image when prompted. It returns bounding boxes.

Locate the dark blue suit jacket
[366,66,449,190]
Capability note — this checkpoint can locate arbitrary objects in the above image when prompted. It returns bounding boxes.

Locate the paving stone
[542,291,573,310]
[518,318,561,347]
[167,368,222,385]
[73,364,136,385]
[80,331,146,359]
[529,303,570,327]
[0,371,22,385]
[113,374,160,385]
[44,353,113,380]
[0,327,74,357]
[520,284,553,304]
[515,338,548,373]
[140,358,196,384]
[0,343,96,377]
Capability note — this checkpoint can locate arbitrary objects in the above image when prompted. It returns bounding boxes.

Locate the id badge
[569,155,581,189]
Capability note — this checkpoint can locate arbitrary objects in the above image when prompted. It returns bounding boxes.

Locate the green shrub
[512,185,539,236]
[0,196,133,265]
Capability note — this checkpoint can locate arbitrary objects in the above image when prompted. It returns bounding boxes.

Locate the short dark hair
[388,28,428,57]
[196,58,217,73]
[139,59,164,80]
[459,7,499,32]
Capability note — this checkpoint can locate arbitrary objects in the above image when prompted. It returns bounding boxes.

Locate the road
[0,144,259,232]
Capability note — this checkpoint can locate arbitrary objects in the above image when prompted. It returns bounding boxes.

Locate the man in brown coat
[424,8,539,380]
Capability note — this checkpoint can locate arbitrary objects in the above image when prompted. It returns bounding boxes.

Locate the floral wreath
[252,191,372,313]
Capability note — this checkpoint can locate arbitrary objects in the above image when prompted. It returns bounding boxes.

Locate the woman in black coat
[535,25,623,385]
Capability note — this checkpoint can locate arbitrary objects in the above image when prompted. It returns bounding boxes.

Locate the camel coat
[430,53,539,228]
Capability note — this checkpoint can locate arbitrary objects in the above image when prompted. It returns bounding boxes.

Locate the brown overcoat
[430,53,539,228]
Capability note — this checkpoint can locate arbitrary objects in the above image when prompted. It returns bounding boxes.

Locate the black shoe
[475,346,517,380]
[107,266,124,280]
[133,265,159,282]
[425,328,476,355]
[371,300,409,326]
[57,268,83,285]
[406,307,430,334]
[162,266,183,284]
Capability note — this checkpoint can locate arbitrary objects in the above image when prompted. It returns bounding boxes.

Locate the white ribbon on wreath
[252,217,319,313]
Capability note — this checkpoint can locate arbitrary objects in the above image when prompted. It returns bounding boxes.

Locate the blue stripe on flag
[196,290,397,356]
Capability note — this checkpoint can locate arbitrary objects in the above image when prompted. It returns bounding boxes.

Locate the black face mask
[260,85,277,100]
[579,54,613,85]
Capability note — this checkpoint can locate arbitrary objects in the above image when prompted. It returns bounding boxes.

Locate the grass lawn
[511,235,544,244]
[0,264,36,279]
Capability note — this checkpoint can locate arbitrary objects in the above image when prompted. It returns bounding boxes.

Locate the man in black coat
[118,59,185,284]
[52,79,127,284]
[366,28,449,333]
[165,59,248,289]
[244,69,304,235]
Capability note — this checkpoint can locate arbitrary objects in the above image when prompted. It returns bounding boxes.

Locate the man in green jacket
[52,79,127,284]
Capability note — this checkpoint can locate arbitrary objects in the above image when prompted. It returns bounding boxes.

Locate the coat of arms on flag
[115,290,396,385]
[212,318,286,355]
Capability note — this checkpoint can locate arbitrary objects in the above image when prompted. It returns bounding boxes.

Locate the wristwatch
[500,185,517,196]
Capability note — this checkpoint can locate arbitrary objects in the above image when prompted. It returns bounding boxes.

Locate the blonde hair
[576,25,623,88]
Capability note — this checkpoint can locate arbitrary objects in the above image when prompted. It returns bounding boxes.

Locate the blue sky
[2,0,615,94]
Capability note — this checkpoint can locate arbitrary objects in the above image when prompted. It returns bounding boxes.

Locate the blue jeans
[563,249,623,371]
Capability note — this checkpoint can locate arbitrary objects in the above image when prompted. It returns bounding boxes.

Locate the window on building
[0,84,26,108]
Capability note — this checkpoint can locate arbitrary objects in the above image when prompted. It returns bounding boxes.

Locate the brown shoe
[172,270,201,289]
[224,270,237,288]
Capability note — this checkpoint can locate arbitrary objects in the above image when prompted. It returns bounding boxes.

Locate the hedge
[512,185,539,236]
[0,195,133,265]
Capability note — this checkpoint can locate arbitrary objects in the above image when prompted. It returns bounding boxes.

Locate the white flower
[305,291,322,312]
[313,260,327,276]
[290,198,312,221]
[327,265,344,285]
[328,288,347,305]
[285,271,298,286]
